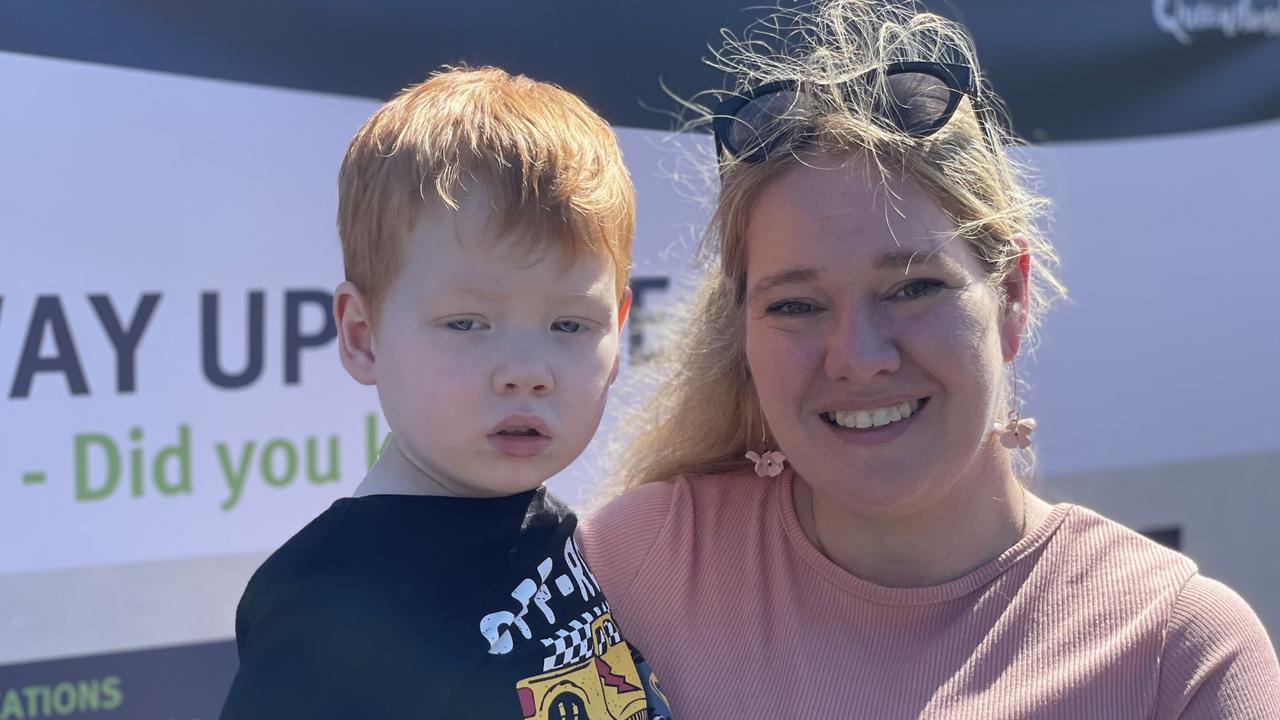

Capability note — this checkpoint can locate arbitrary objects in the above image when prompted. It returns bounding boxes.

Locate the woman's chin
[799,455,939,512]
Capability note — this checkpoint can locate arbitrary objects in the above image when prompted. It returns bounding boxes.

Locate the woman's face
[743,155,1024,514]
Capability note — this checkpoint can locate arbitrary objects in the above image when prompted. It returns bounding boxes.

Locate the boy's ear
[609,287,633,386]
[334,281,377,386]
[617,286,633,331]
[999,237,1031,363]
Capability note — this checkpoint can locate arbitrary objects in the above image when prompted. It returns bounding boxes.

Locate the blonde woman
[579,1,1280,716]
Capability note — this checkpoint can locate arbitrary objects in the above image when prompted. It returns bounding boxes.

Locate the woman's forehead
[746,159,960,263]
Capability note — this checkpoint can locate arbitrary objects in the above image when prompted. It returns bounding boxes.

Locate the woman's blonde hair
[618,0,1066,490]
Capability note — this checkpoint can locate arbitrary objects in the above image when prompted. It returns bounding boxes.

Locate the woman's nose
[822,307,901,382]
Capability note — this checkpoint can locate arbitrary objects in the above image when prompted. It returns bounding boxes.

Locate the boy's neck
[353,435,455,498]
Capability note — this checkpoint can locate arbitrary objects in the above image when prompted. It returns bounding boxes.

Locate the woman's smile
[821,398,924,429]
[816,397,929,446]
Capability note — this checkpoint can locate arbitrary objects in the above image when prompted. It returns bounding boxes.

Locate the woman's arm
[1155,574,1280,718]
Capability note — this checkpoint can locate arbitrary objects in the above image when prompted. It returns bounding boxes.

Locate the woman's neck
[793,466,1051,588]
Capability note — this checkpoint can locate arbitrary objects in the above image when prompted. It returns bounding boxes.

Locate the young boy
[220,67,672,720]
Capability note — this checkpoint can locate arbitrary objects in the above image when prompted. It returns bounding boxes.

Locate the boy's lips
[488,415,551,438]
[487,415,552,458]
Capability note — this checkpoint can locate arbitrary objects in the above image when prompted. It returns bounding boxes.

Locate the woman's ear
[999,238,1031,362]
[334,281,377,385]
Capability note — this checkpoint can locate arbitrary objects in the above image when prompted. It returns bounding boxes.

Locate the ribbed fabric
[578,471,1280,719]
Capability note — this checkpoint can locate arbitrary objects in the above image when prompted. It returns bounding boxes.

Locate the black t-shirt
[219,487,673,720]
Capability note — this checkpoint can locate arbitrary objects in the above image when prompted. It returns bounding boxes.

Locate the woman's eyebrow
[748,252,956,302]
[748,267,819,303]
[878,250,970,277]
[876,250,932,271]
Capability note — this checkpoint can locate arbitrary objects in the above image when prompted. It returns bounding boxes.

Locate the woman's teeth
[825,401,918,429]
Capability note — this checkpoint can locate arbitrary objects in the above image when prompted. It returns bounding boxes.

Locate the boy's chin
[460,463,561,498]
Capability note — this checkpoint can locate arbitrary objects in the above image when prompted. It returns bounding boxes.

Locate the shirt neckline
[774,470,1074,606]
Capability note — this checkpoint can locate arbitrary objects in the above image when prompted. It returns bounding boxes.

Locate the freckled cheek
[381,338,484,403]
[396,365,477,423]
[910,311,1003,410]
[544,336,614,391]
[584,339,620,390]
[746,326,826,403]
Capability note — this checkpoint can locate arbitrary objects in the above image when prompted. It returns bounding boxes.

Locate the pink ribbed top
[578,471,1280,719]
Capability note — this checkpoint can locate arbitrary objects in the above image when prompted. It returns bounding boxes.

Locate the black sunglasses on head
[712,61,979,164]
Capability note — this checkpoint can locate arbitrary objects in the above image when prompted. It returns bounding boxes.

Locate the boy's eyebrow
[453,286,614,302]
[454,286,510,297]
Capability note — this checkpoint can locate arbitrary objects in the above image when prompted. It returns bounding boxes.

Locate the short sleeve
[577,480,676,611]
[1154,574,1280,719]
[220,570,453,719]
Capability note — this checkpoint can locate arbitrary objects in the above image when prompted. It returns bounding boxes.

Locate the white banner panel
[1,51,383,576]
[0,51,709,579]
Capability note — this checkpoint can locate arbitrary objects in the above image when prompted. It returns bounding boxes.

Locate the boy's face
[361,192,629,497]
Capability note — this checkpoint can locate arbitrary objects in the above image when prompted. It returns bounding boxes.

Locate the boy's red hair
[338,66,635,324]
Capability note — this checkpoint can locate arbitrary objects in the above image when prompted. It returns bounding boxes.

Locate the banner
[2,0,1278,140]
[2,2,1278,714]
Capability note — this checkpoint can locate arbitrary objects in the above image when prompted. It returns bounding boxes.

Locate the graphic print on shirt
[479,536,673,720]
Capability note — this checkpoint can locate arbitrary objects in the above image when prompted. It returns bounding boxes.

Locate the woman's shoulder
[585,469,775,532]
[1166,573,1274,651]
[1044,504,1280,711]
[577,470,771,599]
[576,480,671,614]
[1025,505,1196,645]
[1051,503,1198,585]
[1153,574,1280,714]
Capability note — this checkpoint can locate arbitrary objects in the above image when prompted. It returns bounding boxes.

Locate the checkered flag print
[598,615,622,646]
[540,603,611,671]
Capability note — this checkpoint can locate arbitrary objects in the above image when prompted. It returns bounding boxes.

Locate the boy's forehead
[402,212,618,299]
[410,195,619,280]
[446,252,615,294]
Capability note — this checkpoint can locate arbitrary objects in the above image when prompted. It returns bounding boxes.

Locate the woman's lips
[821,398,928,446]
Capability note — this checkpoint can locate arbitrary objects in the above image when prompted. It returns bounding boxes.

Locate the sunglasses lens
[721,88,806,160]
[882,71,962,136]
[716,66,971,164]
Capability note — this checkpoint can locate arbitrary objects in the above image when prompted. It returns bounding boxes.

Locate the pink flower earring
[996,413,1036,449]
[994,358,1036,449]
[746,400,786,477]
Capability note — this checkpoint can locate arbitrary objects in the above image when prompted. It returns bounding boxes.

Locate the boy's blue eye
[447,319,477,331]
[895,279,945,300]
[552,320,583,333]
[765,300,817,316]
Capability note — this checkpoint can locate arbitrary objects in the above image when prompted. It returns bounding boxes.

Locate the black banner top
[3,0,1278,141]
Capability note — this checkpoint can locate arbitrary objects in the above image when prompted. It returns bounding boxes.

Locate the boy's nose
[493,360,554,396]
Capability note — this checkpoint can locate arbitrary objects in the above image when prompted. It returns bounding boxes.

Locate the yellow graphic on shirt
[516,613,650,720]
[645,670,670,712]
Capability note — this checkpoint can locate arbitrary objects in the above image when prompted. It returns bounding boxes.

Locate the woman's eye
[765,300,817,316]
[895,279,944,300]
[552,320,584,333]
[446,319,478,331]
